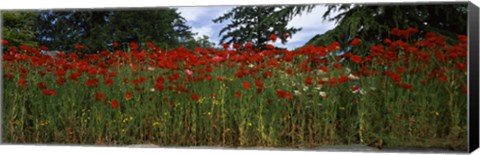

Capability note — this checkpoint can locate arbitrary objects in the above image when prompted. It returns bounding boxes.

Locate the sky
[174,5,339,50]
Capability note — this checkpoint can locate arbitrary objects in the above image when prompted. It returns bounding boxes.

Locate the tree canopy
[2,11,39,47]
[213,5,315,50]
[2,8,205,53]
[305,4,468,50]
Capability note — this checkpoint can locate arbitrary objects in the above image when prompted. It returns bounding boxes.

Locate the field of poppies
[1,28,468,150]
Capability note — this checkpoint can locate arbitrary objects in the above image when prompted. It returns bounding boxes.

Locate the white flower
[317,70,327,75]
[319,91,327,97]
[314,86,323,90]
[360,89,367,95]
[345,67,351,74]
[370,87,376,90]
[148,67,155,71]
[352,89,359,94]
[302,86,309,91]
[348,74,359,80]
[294,90,302,96]
[321,77,329,81]
[248,64,255,68]
[150,88,155,92]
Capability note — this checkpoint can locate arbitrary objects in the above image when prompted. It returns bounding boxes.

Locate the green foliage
[181,35,216,50]
[3,8,194,53]
[108,9,194,50]
[1,11,39,47]
[35,10,111,52]
[307,4,468,52]
[213,5,315,49]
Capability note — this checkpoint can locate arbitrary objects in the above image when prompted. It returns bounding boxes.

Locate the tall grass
[2,30,468,150]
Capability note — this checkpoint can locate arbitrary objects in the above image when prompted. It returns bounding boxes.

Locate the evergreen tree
[213,5,315,50]
[2,11,39,47]
[306,4,468,50]
[31,8,194,53]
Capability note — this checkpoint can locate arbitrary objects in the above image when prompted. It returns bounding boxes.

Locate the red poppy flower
[256,88,262,94]
[1,39,8,45]
[18,79,27,86]
[125,92,133,100]
[20,44,29,51]
[395,67,406,74]
[276,89,292,99]
[96,92,104,100]
[242,81,251,89]
[266,44,275,50]
[233,43,241,49]
[254,79,264,88]
[169,101,175,107]
[69,72,81,81]
[109,72,118,77]
[86,78,99,87]
[438,76,448,82]
[139,76,146,83]
[132,79,140,85]
[104,78,113,86]
[283,33,289,38]
[318,66,329,73]
[329,77,337,86]
[222,43,230,49]
[56,78,66,86]
[383,38,392,44]
[53,69,66,77]
[350,55,362,63]
[352,85,359,92]
[3,74,14,79]
[244,43,253,49]
[74,45,84,50]
[350,38,361,46]
[111,100,119,108]
[191,94,199,101]
[304,76,314,85]
[130,42,139,50]
[338,76,349,84]
[235,91,241,98]
[113,42,119,48]
[457,35,467,43]
[42,89,56,96]
[37,82,47,90]
[270,34,277,42]
[390,74,401,83]
[333,63,342,70]
[40,45,48,51]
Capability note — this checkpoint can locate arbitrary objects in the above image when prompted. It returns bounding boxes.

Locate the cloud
[176,6,233,22]
[191,26,213,38]
[176,7,208,22]
[278,5,340,49]
[175,6,233,45]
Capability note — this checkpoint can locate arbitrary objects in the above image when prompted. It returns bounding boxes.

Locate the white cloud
[288,6,334,29]
[176,7,209,22]
[176,6,233,22]
[191,26,213,38]
[278,5,341,49]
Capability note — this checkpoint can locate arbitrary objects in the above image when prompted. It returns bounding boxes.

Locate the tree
[306,4,468,50]
[108,8,194,50]
[213,5,315,50]
[35,10,111,52]
[2,11,39,47]
[33,8,195,53]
